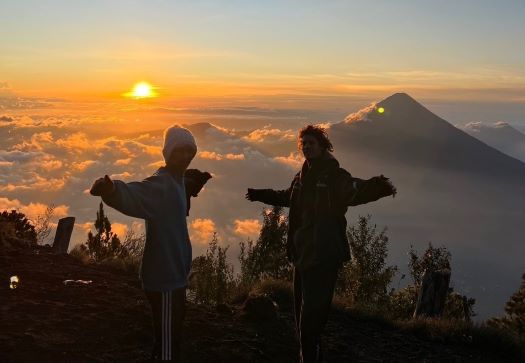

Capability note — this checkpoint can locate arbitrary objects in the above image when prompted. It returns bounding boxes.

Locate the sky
[1,2,525,318]
[1,0,524,124]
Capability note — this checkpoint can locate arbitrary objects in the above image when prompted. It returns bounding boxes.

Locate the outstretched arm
[345,175,396,206]
[90,174,160,220]
[245,178,295,207]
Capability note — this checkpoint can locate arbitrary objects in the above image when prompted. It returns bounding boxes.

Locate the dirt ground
[0,245,509,362]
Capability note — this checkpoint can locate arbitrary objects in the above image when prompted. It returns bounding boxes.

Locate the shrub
[34,205,55,245]
[238,206,291,287]
[251,278,294,311]
[0,210,37,246]
[188,233,235,305]
[81,202,125,262]
[336,215,397,310]
[408,242,451,286]
[489,273,525,340]
[69,244,93,265]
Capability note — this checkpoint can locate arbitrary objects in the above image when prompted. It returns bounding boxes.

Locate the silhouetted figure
[246,125,396,363]
[90,125,211,363]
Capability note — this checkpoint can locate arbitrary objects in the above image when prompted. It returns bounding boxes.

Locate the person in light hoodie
[90,125,211,363]
[246,124,396,363]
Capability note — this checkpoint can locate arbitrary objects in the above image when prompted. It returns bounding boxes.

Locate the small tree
[238,206,291,286]
[121,226,145,259]
[408,242,451,286]
[489,273,525,339]
[389,243,476,320]
[34,205,55,245]
[189,233,234,305]
[337,215,397,308]
[0,210,37,245]
[81,202,123,262]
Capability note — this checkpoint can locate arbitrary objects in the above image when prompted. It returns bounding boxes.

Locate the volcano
[325,93,525,319]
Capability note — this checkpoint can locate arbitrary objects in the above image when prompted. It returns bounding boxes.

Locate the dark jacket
[252,153,395,269]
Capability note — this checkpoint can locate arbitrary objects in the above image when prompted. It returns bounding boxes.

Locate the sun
[124,82,157,99]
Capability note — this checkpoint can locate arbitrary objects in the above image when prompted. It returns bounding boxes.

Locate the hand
[89,175,115,196]
[245,188,260,202]
[376,175,397,197]
[185,169,212,197]
[185,169,212,184]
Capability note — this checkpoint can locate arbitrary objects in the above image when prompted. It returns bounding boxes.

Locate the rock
[242,294,278,320]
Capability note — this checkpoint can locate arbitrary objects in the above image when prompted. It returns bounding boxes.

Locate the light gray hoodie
[102,167,191,292]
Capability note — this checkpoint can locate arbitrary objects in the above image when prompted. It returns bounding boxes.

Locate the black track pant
[294,264,340,363]
[145,288,186,362]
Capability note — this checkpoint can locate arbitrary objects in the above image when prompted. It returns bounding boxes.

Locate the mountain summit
[333,93,525,181]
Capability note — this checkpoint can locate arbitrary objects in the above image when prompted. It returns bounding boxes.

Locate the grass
[66,250,525,360]
[332,300,525,361]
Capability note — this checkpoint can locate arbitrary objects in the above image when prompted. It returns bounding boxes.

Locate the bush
[336,215,397,310]
[81,202,125,262]
[251,278,294,311]
[0,210,37,246]
[408,242,451,286]
[388,285,419,320]
[488,273,525,340]
[238,206,291,287]
[69,244,93,265]
[188,233,235,305]
[385,244,475,321]
[34,205,55,245]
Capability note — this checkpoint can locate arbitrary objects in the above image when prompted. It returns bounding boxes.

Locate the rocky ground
[0,245,512,362]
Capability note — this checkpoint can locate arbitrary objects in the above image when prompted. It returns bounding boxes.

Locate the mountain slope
[460,121,525,163]
[332,93,525,182]
[0,245,513,362]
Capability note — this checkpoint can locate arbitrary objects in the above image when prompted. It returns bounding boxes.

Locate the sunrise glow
[124,82,157,99]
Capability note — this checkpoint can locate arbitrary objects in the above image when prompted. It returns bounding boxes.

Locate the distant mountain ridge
[459,121,525,163]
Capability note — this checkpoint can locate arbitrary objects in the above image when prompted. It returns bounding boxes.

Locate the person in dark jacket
[246,124,396,363]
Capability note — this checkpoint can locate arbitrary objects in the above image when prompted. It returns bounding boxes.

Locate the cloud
[462,121,511,133]
[0,197,69,220]
[13,131,54,151]
[55,132,92,151]
[198,151,245,161]
[0,175,67,192]
[0,150,44,163]
[111,222,128,239]
[0,115,13,122]
[72,160,98,172]
[243,125,295,143]
[233,219,261,239]
[344,102,378,124]
[274,152,304,170]
[110,172,133,180]
[115,158,132,166]
[76,222,93,233]
[189,218,216,245]
[40,159,63,171]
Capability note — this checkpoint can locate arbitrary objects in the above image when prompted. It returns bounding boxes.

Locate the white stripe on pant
[162,291,172,360]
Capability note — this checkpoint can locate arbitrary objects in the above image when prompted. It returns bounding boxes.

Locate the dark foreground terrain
[0,245,511,362]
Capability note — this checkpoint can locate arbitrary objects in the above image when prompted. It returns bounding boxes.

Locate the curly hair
[298,124,334,152]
